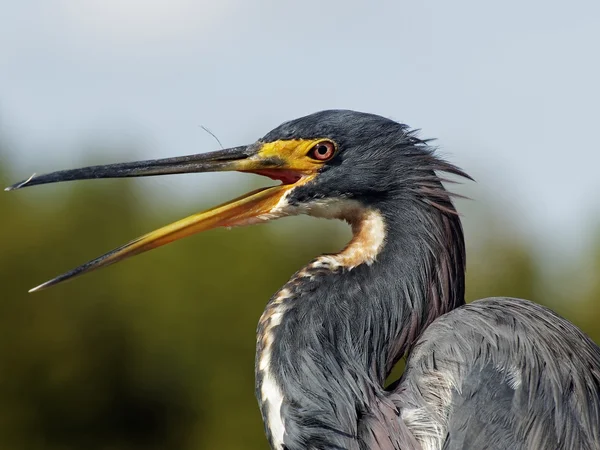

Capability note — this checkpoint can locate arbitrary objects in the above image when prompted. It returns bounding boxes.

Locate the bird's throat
[255,198,466,449]
[317,207,387,269]
[255,203,389,449]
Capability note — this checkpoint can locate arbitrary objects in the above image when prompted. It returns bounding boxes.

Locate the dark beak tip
[29,283,46,293]
[5,173,37,191]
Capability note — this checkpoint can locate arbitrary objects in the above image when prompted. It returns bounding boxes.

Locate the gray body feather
[397,297,600,450]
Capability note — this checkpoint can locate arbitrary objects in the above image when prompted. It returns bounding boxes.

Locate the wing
[441,364,528,450]
[394,297,600,450]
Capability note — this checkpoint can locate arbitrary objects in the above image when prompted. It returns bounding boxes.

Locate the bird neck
[256,196,466,448]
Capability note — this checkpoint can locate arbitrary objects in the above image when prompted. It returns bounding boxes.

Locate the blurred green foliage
[1,147,598,450]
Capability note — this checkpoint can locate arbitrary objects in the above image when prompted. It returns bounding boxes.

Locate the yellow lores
[256,138,338,172]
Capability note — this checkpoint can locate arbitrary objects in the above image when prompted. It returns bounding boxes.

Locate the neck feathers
[317,207,387,270]
[256,156,469,448]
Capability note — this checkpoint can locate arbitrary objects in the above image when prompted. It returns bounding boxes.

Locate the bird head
[6,110,469,291]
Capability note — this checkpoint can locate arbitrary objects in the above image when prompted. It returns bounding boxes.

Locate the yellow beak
[6,142,321,292]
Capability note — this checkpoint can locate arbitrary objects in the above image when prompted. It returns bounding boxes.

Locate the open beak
[6,144,315,292]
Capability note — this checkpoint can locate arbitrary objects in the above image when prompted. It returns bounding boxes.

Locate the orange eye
[308,141,336,161]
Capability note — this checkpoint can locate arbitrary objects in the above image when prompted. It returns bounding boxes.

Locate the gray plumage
[399,298,600,450]
[254,110,600,449]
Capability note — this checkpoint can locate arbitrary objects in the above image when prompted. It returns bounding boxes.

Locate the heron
[7,110,600,449]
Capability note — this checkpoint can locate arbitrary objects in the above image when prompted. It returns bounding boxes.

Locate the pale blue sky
[2,0,599,256]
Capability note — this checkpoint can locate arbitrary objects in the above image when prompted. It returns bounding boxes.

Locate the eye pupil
[317,145,328,155]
